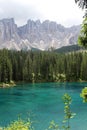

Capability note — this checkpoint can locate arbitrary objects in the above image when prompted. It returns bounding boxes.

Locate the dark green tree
[12,57,18,81]
[0,54,12,83]
[23,54,32,82]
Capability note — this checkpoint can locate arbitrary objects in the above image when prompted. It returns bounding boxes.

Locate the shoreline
[0,80,87,88]
[0,81,16,88]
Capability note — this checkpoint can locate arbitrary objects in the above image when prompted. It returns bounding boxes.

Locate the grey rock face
[0,18,20,43]
[0,18,81,50]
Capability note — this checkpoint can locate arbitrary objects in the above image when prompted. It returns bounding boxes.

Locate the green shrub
[80,87,87,102]
[3,118,34,130]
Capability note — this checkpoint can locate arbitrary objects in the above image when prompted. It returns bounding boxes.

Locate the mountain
[0,18,81,51]
[54,45,84,53]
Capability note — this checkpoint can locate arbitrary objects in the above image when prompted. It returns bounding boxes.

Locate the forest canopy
[0,49,87,83]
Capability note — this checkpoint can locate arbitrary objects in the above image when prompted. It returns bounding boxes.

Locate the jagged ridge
[0,18,81,51]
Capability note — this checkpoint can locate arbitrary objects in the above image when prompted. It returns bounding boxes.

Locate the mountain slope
[54,45,83,53]
[0,18,81,51]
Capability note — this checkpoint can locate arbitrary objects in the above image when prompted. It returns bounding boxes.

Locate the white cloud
[0,0,84,27]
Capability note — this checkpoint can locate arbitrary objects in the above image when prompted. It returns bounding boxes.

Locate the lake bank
[0,79,87,88]
[0,81,16,88]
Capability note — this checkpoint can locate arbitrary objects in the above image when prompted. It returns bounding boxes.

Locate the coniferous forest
[0,49,87,83]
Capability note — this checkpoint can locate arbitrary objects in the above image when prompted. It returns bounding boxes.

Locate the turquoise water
[0,82,87,130]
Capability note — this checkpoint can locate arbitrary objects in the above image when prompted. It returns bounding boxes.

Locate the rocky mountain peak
[0,18,15,25]
[0,18,20,43]
[0,18,81,51]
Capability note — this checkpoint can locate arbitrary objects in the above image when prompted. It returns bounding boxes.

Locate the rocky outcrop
[0,18,81,51]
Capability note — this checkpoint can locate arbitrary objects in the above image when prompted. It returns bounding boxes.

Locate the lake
[0,82,87,130]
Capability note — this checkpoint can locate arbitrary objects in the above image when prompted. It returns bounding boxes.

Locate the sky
[0,0,85,27]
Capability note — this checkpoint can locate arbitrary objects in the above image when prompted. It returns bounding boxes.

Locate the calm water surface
[0,82,87,130]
